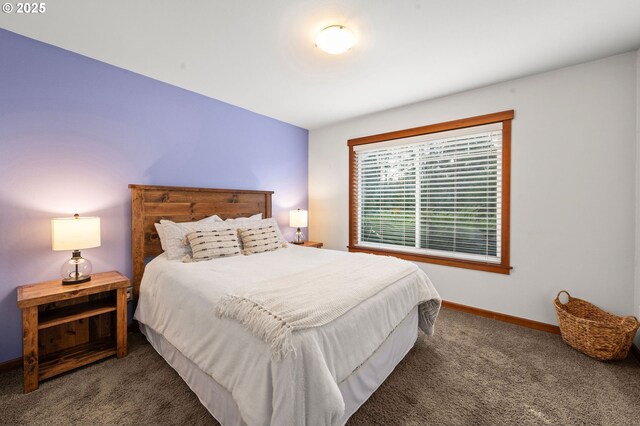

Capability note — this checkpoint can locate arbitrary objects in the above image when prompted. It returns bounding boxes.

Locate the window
[348,110,513,274]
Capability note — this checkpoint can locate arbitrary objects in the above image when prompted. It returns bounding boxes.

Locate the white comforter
[134,246,440,426]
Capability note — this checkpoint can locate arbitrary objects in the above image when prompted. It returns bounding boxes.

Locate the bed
[129,184,441,426]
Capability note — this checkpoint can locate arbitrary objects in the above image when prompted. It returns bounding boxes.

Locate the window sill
[348,245,511,275]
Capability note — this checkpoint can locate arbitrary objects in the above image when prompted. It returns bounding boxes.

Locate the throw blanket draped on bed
[217,252,440,360]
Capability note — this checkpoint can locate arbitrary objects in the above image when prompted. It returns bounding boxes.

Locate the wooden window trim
[348,110,514,275]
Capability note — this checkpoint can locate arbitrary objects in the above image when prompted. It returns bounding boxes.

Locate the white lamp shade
[51,216,101,251]
[289,209,308,228]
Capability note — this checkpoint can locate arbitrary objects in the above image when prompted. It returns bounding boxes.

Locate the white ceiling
[2,1,640,129]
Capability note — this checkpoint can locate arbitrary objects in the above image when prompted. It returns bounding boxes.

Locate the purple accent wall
[0,29,308,362]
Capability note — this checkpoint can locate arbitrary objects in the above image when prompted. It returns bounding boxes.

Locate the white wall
[309,52,638,327]
[635,48,640,347]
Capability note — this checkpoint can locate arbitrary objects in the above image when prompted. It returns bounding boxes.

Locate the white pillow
[224,213,262,223]
[155,215,223,253]
[159,219,230,260]
[224,217,287,249]
[154,223,167,251]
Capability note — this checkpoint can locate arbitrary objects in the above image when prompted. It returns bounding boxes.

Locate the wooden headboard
[129,184,274,298]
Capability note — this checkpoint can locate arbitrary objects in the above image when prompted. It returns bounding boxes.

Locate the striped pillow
[184,228,241,262]
[224,217,287,250]
[238,225,282,255]
[160,218,228,260]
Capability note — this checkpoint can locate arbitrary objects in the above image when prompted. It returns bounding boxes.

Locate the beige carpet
[1,308,639,425]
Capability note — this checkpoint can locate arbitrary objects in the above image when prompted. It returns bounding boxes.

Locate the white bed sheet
[139,307,418,426]
[134,246,439,426]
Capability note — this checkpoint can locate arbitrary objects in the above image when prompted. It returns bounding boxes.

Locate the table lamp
[289,209,308,244]
[51,214,101,284]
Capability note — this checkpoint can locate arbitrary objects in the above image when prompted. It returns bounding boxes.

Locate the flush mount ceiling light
[315,25,356,55]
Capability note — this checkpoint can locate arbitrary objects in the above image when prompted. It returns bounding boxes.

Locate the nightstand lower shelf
[38,300,117,330]
[39,338,116,381]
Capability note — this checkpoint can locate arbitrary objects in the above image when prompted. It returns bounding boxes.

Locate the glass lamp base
[62,275,92,285]
[292,228,305,244]
[61,250,93,285]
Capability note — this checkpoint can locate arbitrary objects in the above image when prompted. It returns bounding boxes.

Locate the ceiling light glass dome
[315,25,356,55]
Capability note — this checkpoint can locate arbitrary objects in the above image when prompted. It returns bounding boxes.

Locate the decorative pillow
[155,214,223,253]
[238,225,283,255]
[224,217,287,249]
[184,228,241,262]
[159,219,231,260]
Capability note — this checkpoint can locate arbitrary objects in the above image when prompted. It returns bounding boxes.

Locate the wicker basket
[554,291,639,361]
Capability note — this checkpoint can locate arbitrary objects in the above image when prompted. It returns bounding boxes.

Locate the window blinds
[353,123,502,263]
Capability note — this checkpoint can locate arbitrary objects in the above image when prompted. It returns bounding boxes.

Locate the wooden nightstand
[300,241,323,248]
[17,271,129,393]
